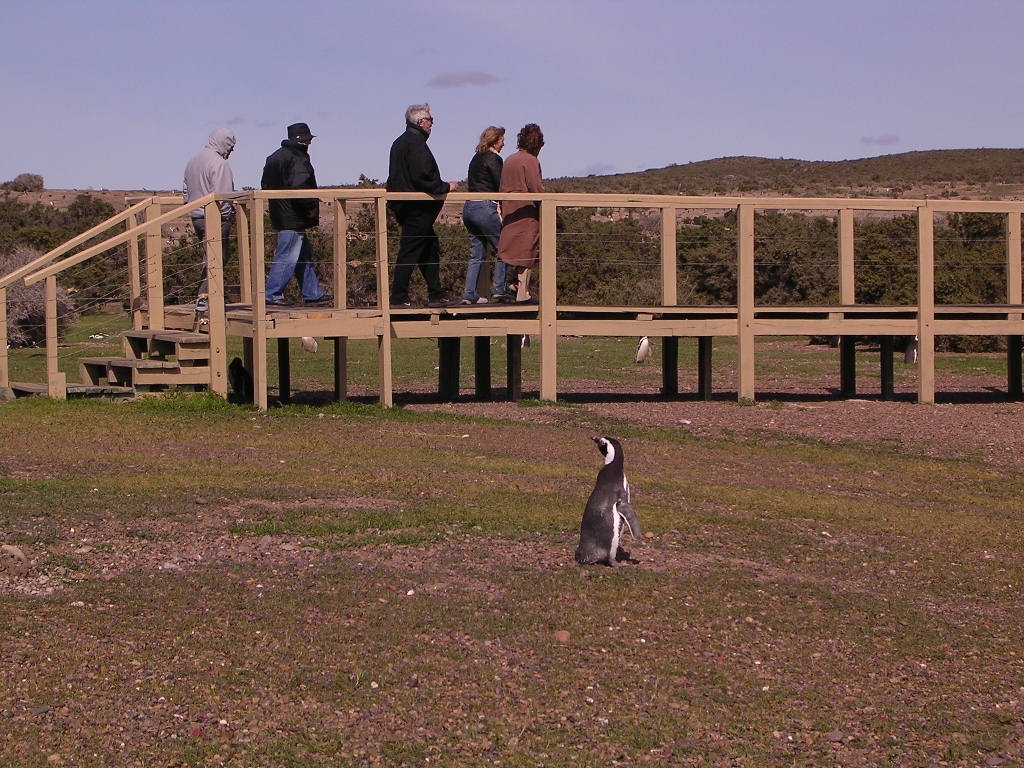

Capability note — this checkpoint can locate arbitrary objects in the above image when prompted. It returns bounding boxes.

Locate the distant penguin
[228,357,254,403]
[575,436,642,566]
[634,336,651,363]
[904,335,919,364]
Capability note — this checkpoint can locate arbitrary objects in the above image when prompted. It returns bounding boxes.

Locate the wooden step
[79,356,209,389]
[122,329,210,362]
[8,381,135,398]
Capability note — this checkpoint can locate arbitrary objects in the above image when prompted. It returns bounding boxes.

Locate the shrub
[1,173,44,192]
[1,247,78,347]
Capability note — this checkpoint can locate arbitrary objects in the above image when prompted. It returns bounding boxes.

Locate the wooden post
[332,198,349,402]
[736,204,755,401]
[250,197,269,411]
[507,336,522,401]
[838,208,855,304]
[661,336,678,397]
[144,201,164,331]
[1007,211,1022,398]
[661,205,678,306]
[538,199,558,401]
[917,206,935,404]
[438,338,460,401]
[0,287,8,388]
[839,338,857,396]
[235,203,251,304]
[375,197,394,407]
[45,276,66,399]
[127,209,143,330]
[204,202,228,397]
[474,336,492,400]
[698,337,713,400]
[880,336,895,399]
[277,338,291,404]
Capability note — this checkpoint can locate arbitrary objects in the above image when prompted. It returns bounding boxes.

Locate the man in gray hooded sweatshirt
[183,127,236,311]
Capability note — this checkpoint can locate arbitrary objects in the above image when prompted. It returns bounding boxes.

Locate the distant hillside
[12,148,1024,213]
[547,148,1024,200]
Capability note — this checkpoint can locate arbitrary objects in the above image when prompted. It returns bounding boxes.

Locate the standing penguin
[575,436,642,566]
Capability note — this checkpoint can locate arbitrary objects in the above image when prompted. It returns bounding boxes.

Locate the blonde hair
[476,126,505,154]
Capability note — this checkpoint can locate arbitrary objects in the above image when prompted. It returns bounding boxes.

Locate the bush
[1,247,78,347]
[1,173,44,192]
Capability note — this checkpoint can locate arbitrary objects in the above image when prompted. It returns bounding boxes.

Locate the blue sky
[3,0,1023,191]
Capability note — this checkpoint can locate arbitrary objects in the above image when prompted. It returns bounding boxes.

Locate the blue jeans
[265,230,324,302]
[461,200,506,300]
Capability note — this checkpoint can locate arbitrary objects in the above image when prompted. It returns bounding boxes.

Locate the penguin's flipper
[616,500,642,541]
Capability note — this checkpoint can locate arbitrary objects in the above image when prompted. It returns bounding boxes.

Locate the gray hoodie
[183,127,236,220]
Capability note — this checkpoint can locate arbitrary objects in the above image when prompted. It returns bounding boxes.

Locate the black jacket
[261,140,319,231]
[466,150,502,193]
[387,124,448,218]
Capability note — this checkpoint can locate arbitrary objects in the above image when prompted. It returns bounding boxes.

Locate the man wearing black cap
[261,122,330,306]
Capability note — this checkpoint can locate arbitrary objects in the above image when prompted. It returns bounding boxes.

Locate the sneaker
[389,300,413,309]
[195,297,208,312]
[266,297,291,307]
[516,296,539,305]
[426,295,454,308]
[490,293,513,304]
[475,297,488,304]
[458,298,475,306]
[304,294,333,306]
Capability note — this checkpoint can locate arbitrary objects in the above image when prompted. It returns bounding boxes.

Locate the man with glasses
[386,104,458,308]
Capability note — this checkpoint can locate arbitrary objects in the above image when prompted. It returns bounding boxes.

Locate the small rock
[826,730,845,743]
[553,630,571,644]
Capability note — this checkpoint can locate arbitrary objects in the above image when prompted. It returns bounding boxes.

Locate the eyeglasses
[419,116,434,124]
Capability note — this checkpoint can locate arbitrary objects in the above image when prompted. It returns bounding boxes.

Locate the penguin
[227,357,254,403]
[575,436,642,566]
[634,336,651,363]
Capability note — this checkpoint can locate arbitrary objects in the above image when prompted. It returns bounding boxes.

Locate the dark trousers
[389,202,445,303]
[192,215,234,296]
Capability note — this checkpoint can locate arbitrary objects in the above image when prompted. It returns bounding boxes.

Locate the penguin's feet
[615,546,638,564]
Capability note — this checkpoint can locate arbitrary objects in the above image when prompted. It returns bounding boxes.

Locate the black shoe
[516,296,539,305]
[490,293,513,304]
[426,295,454,308]
[389,300,412,309]
[305,294,333,306]
[266,297,291,307]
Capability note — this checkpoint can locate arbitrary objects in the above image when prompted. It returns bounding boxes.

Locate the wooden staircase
[78,329,211,392]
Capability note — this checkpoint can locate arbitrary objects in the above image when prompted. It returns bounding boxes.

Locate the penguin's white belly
[609,501,622,558]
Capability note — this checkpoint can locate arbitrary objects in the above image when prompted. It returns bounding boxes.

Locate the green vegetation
[0,393,1021,766]
[5,149,1024,351]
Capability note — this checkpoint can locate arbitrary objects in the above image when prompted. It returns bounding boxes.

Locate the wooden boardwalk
[2,190,1023,408]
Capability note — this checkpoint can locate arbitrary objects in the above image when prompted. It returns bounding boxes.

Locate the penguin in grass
[634,336,651,363]
[575,436,642,566]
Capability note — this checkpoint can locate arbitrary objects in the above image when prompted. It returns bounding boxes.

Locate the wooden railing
[2,190,1023,406]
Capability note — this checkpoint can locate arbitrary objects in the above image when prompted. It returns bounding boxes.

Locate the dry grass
[1,363,1023,766]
